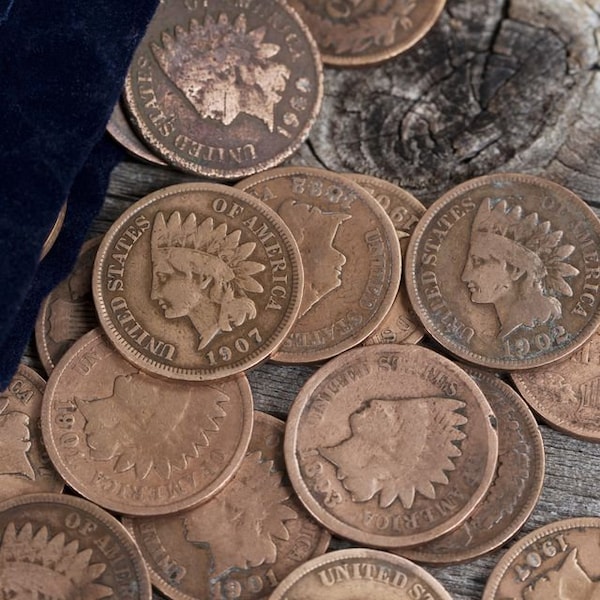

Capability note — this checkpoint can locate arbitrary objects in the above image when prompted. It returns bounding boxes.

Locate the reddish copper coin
[123,0,323,179]
[483,517,600,600]
[0,492,151,599]
[287,0,447,66]
[93,182,303,381]
[268,548,453,599]
[0,365,64,500]
[406,173,600,370]
[123,411,330,600]
[35,236,101,375]
[284,344,498,548]
[402,368,544,564]
[41,328,254,516]
[237,167,401,363]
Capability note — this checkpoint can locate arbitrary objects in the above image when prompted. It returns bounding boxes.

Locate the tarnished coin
[287,0,447,66]
[41,200,67,260]
[35,236,101,374]
[123,411,330,600]
[238,167,401,363]
[483,517,600,600]
[268,548,453,600]
[403,368,544,564]
[93,182,303,381]
[41,328,254,516]
[406,173,600,370]
[512,329,600,442]
[0,365,63,501]
[284,344,498,548]
[345,173,426,346]
[0,492,151,599]
[124,0,323,179]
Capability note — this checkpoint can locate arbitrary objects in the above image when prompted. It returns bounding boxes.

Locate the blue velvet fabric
[0,0,159,388]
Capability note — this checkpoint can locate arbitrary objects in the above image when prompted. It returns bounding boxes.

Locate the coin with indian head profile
[93,182,303,381]
[406,173,600,371]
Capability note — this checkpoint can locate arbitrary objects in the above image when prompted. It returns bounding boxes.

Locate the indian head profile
[151,211,265,350]
[278,199,350,317]
[461,199,580,339]
[0,398,35,480]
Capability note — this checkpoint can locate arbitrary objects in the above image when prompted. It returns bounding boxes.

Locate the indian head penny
[123,411,331,600]
[406,173,600,370]
[0,493,151,599]
[286,0,447,66]
[268,548,453,600]
[124,0,323,179]
[284,344,498,548]
[41,329,254,516]
[93,182,303,381]
[483,517,600,600]
[0,364,63,501]
[237,167,401,363]
[402,368,544,564]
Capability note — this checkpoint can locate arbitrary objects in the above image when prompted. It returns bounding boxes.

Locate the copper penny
[286,0,447,66]
[0,365,63,500]
[512,329,600,442]
[41,328,254,516]
[345,173,426,346]
[93,182,303,381]
[402,367,544,564]
[0,492,151,598]
[107,99,167,166]
[40,200,67,260]
[35,236,101,375]
[284,344,498,548]
[237,167,401,363]
[268,547,453,599]
[123,0,323,179]
[406,173,600,370]
[123,411,331,600]
[483,517,600,600]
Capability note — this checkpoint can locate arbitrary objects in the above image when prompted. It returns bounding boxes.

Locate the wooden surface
[22,1,600,598]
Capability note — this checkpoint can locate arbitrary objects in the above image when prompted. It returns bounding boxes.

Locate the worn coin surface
[0,365,64,501]
[512,329,600,442]
[287,0,447,66]
[238,167,401,363]
[41,328,254,516]
[406,173,600,370]
[346,173,426,346]
[402,368,544,564]
[35,236,101,374]
[124,0,323,179]
[284,344,498,547]
[0,492,151,599]
[268,547,453,599]
[483,517,600,600]
[124,411,330,600]
[93,182,303,381]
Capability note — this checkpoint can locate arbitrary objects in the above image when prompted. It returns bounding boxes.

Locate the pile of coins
[3,0,600,598]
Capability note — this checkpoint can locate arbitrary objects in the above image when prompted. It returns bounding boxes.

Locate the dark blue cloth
[0,0,159,388]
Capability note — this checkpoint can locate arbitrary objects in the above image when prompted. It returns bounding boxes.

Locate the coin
[284,344,498,548]
[123,411,330,600]
[237,167,401,363]
[35,236,101,374]
[93,182,303,381]
[40,200,67,261]
[286,0,447,66]
[345,173,426,346]
[483,517,600,599]
[41,328,254,516]
[405,173,600,370]
[402,368,544,564]
[268,547,453,599]
[0,364,64,500]
[123,0,323,179]
[0,492,151,599]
